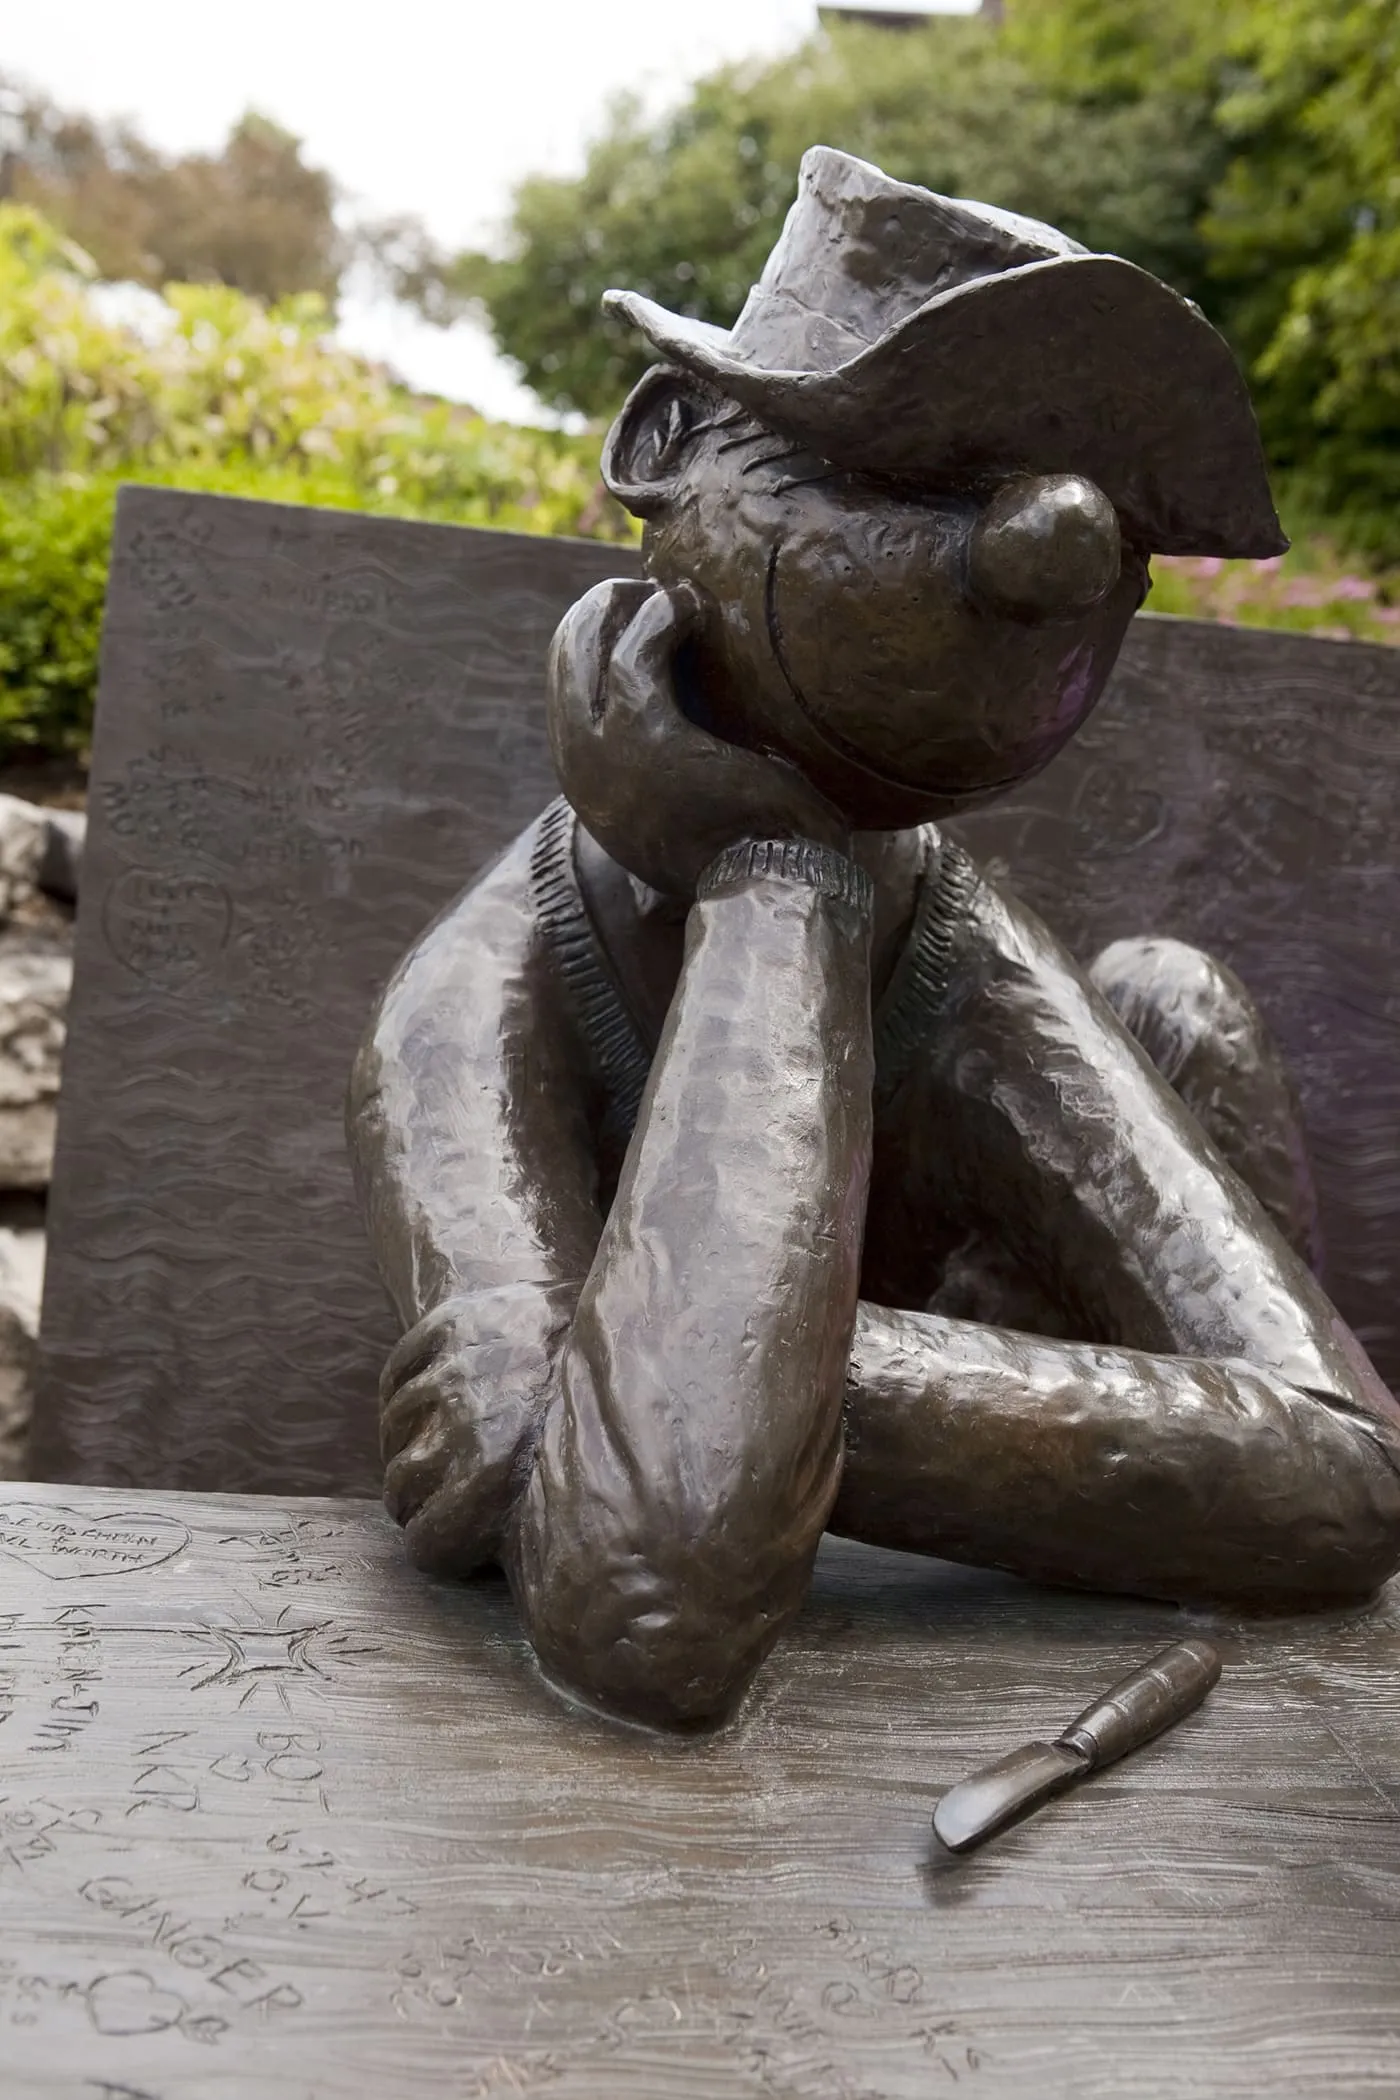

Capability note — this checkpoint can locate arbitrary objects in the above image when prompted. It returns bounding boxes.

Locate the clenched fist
[547,577,848,898]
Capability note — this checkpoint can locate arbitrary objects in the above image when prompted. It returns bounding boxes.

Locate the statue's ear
[601,367,709,519]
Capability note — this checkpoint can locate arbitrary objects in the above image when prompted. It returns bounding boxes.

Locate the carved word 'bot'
[350,149,1400,1732]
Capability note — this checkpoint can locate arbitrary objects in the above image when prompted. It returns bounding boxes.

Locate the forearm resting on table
[838,874,1400,1609]
[834,1305,1400,1607]
[509,848,875,1730]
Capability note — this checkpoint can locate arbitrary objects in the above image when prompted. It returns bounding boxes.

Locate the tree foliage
[1205,0,1400,558]
[1003,0,1242,102]
[2,82,345,307]
[444,15,1227,418]
[424,0,1400,564]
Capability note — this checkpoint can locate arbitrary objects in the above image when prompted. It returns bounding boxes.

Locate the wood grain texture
[33,490,642,1495]
[32,490,1400,1498]
[2,1481,1398,2099]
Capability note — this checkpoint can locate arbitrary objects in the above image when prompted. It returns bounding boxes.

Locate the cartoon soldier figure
[350,149,1400,1732]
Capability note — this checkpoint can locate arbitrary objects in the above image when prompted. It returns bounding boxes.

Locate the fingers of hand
[402,1486,497,1579]
[383,1409,454,1525]
[602,580,703,735]
[379,1299,462,1404]
[548,577,656,734]
[379,1362,455,1466]
[585,583,818,827]
[595,583,847,847]
[547,570,848,889]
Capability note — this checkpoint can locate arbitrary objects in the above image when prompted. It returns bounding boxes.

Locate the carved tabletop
[3,1482,1399,2098]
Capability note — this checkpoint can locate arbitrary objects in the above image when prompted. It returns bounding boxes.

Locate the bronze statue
[349,149,1400,1733]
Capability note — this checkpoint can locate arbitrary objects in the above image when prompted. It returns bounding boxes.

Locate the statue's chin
[770,690,1093,830]
[888,729,1093,808]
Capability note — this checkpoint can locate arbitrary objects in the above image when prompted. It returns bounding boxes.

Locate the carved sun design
[174,1607,375,1710]
[178,1624,329,1710]
[182,1624,326,1690]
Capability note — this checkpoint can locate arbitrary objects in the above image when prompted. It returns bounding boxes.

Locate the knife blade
[932,1637,1222,1854]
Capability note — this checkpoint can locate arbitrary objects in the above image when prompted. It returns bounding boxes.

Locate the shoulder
[364,809,558,1056]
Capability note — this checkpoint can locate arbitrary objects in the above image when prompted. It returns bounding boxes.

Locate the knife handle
[1057,1638,1221,1770]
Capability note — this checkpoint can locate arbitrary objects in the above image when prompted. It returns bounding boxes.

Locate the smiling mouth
[763,543,1012,800]
[761,542,1095,804]
[762,541,944,796]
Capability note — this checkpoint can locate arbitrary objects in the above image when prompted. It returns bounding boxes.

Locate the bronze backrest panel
[34,490,638,1492]
[32,489,1400,1492]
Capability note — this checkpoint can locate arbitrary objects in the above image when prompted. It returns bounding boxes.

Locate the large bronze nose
[967,474,1122,623]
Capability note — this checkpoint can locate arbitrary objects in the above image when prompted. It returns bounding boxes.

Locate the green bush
[0,203,632,760]
[1204,0,1400,564]
[0,476,113,756]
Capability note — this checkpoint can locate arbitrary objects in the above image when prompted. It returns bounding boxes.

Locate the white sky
[4,0,979,419]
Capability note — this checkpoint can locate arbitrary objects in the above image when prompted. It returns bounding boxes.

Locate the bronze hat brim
[605,254,1286,559]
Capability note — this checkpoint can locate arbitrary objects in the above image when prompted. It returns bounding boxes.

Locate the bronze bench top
[3,1479,1398,2097]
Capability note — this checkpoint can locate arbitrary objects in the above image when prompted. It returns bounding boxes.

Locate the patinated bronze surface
[35,489,621,1495]
[351,148,1400,1731]
[932,1637,1223,1853]
[31,494,1400,1501]
[4,1479,1400,2098]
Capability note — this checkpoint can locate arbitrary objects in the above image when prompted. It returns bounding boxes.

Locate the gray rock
[39,809,85,903]
[0,794,51,916]
[0,1225,44,1479]
[0,952,72,1189]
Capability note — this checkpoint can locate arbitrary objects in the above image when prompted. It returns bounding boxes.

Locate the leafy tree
[129,111,343,305]
[1204,0,1400,558]
[2,82,343,305]
[1004,0,1242,102]
[428,0,1400,563]
[437,15,1229,417]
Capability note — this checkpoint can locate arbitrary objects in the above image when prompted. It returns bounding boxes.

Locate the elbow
[510,1486,801,1734]
[1200,1397,1400,1611]
[526,1570,780,1736]
[1268,1419,1400,1606]
[506,1374,822,1733]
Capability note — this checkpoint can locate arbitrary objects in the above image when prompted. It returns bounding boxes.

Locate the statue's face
[605,372,1149,831]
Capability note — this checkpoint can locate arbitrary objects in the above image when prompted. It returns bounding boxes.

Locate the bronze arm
[347,828,606,1573]
[351,825,877,1728]
[509,841,875,1730]
[834,872,1400,1607]
[353,581,882,1729]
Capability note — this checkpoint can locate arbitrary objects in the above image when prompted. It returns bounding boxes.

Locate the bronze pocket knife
[933,1638,1223,1855]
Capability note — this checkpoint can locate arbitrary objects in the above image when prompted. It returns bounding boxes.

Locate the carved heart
[0,1504,189,1581]
[86,1968,189,2036]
